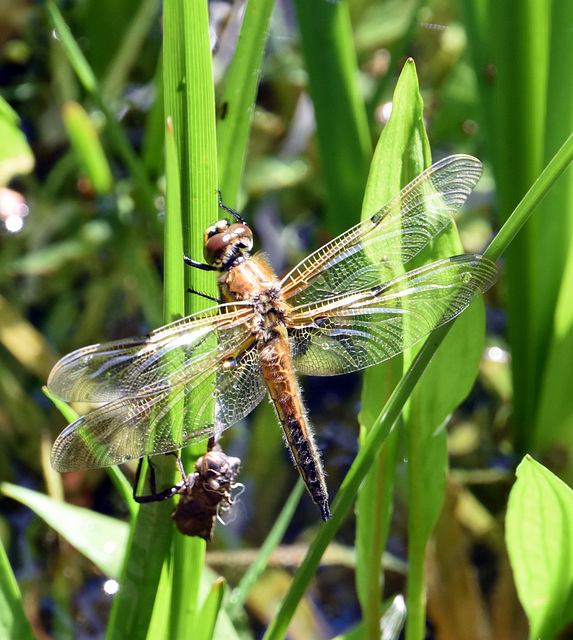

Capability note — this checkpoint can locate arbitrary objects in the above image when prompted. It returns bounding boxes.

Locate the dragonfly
[48,155,498,522]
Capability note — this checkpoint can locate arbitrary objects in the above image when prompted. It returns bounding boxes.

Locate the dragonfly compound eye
[203,222,254,265]
[227,223,253,253]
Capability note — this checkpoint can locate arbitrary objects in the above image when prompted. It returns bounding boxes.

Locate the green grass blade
[62,101,113,194]
[101,0,161,100]
[105,0,222,635]
[46,0,98,92]
[464,0,549,452]
[382,69,432,640]
[226,479,305,619]
[529,0,573,451]
[294,0,372,236]
[216,0,275,204]
[0,538,35,640]
[46,0,157,210]
[164,1,219,638]
[147,564,172,638]
[262,324,443,640]
[178,4,219,288]
[193,578,226,640]
[484,131,573,264]
[106,504,174,640]
[536,218,573,448]
[526,1,573,445]
[164,117,185,323]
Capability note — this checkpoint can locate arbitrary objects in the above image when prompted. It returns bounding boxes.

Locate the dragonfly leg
[187,287,219,303]
[183,254,217,271]
[133,455,188,503]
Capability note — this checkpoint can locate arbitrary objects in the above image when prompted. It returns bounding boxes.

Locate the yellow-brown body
[219,252,330,520]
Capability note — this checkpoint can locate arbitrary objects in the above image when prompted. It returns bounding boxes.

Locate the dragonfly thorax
[203,220,253,270]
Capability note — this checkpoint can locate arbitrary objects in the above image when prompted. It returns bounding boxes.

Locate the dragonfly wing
[51,330,268,471]
[288,254,498,376]
[280,155,482,306]
[47,303,253,403]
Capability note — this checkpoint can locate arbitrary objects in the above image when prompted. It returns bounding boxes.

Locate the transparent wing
[288,254,498,376]
[50,332,267,471]
[48,303,253,403]
[280,155,483,306]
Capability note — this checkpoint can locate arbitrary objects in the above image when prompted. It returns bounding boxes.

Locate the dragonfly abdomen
[259,330,331,521]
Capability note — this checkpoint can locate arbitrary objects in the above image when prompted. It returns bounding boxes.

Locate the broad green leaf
[357,58,488,640]
[506,456,573,639]
[0,539,34,640]
[264,59,496,640]
[356,58,429,636]
[1,483,128,579]
[400,97,486,640]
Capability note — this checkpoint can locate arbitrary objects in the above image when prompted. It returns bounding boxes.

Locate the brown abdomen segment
[259,332,331,521]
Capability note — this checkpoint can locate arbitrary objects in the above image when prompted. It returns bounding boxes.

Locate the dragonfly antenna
[218,189,247,224]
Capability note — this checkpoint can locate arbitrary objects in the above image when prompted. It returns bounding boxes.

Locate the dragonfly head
[203,220,254,270]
